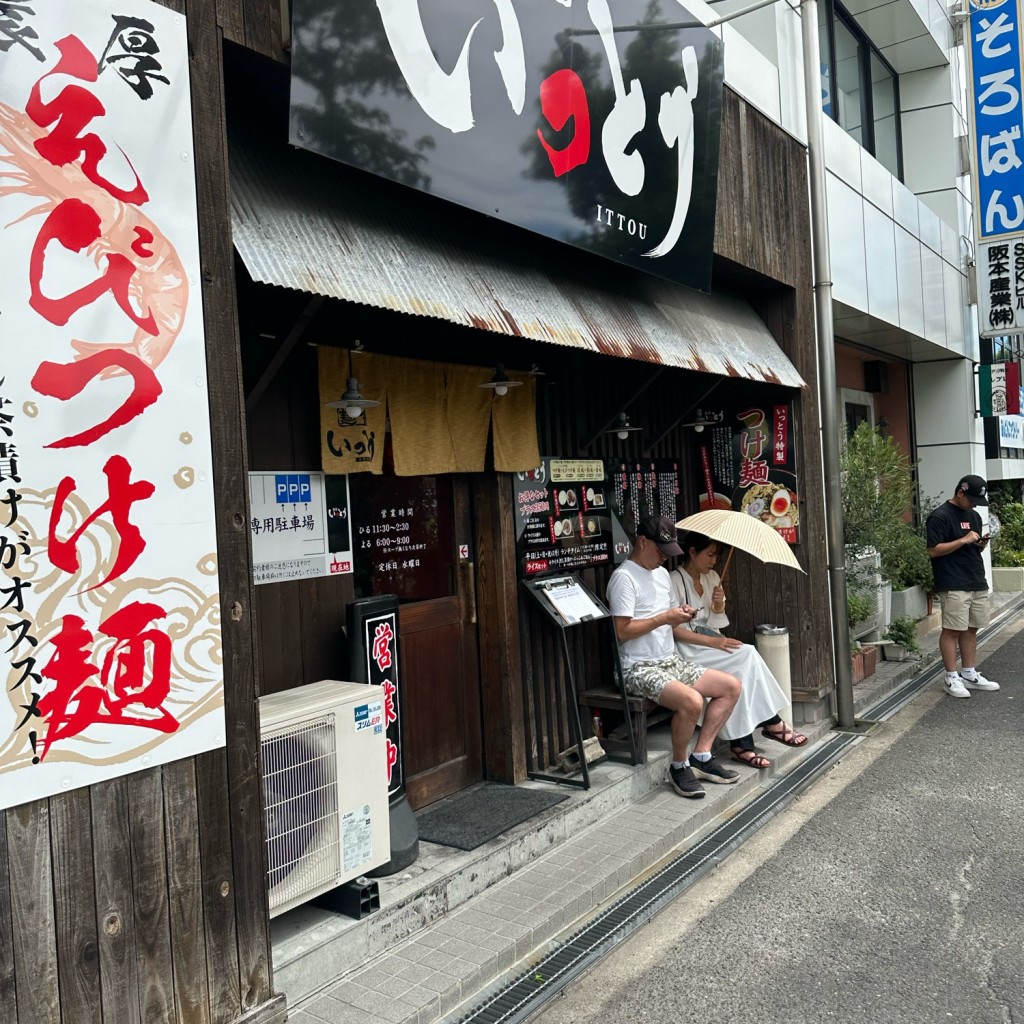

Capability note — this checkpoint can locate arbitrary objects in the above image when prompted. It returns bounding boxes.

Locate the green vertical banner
[979,362,1022,416]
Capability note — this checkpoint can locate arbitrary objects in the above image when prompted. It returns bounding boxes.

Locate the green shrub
[840,423,914,553]
[992,501,1024,566]
[883,615,920,654]
[846,588,874,627]
[881,523,934,592]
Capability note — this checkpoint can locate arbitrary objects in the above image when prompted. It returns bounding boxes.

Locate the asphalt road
[534,619,1024,1024]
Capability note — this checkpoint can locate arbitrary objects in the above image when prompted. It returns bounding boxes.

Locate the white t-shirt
[606,559,675,669]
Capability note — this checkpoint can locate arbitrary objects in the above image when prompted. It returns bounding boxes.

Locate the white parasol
[675,509,805,581]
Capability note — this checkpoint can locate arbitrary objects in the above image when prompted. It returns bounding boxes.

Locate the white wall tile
[918,187,960,232]
[901,105,959,195]
[823,118,863,194]
[827,173,869,311]
[913,360,979,445]
[864,203,901,324]
[723,25,782,124]
[921,244,946,341]
[861,151,895,217]
[892,180,921,234]
[940,219,960,268]
[880,32,947,73]
[899,66,955,112]
[918,200,943,253]
[942,260,966,353]
[894,226,925,337]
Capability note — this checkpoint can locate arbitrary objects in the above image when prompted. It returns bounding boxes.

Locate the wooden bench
[578,687,672,764]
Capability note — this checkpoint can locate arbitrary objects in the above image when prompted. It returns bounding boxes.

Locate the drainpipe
[799,0,855,728]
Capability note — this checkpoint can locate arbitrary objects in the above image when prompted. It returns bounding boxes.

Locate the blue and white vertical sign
[248,471,354,584]
[966,0,1024,335]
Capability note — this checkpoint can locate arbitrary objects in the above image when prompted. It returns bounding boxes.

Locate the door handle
[465,561,477,625]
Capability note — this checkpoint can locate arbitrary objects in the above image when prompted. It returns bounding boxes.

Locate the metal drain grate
[457,732,858,1024]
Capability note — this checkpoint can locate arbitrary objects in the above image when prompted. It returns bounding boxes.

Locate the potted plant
[883,523,933,620]
[991,499,1024,591]
[846,586,875,635]
[840,423,938,623]
[882,616,920,661]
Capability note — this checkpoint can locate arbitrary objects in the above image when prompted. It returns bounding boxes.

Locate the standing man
[926,474,1000,698]
[606,515,741,799]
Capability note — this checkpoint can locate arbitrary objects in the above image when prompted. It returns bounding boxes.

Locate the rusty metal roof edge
[227,131,806,390]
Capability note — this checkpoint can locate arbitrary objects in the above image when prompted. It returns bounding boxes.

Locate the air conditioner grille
[261,713,340,911]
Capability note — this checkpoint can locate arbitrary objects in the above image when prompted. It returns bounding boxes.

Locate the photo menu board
[513,459,616,577]
[693,402,800,543]
[608,459,682,543]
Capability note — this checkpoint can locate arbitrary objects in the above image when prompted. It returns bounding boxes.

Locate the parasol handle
[719,545,735,583]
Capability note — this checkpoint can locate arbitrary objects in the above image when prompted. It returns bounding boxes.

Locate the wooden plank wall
[0,1,284,1022]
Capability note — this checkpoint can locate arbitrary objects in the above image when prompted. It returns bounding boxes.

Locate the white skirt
[674,639,788,741]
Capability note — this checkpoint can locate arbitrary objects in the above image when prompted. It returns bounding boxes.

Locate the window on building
[819,1,903,180]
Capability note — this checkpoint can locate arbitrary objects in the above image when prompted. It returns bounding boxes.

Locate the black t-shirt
[926,501,987,591]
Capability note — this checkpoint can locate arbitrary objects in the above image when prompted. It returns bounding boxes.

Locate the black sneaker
[669,763,706,799]
[689,754,740,785]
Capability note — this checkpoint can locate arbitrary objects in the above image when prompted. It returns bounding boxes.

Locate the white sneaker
[944,676,970,698]
[961,672,1000,691]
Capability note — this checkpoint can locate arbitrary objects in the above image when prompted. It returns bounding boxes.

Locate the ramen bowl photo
[699,491,733,512]
[740,483,799,530]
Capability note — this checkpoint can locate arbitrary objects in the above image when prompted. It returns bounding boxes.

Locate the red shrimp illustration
[0,98,188,374]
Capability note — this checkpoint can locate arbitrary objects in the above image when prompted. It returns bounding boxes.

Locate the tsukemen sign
[288,0,725,292]
[694,403,800,544]
[0,0,224,809]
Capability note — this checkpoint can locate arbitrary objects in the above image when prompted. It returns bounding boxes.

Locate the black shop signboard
[514,459,621,577]
[289,0,724,292]
[514,457,681,577]
[693,401,800,544]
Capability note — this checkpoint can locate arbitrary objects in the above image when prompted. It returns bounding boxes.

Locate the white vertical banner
[965,0,1024,336]
[0,0,224,809]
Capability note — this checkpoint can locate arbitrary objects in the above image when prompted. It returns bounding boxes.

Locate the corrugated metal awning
[228,130,805,389]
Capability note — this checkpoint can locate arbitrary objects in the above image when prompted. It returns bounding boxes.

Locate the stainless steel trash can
[754,624,792,723]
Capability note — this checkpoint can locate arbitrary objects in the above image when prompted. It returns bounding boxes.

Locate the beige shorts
[936,589,991,632]
[623,654,704,702]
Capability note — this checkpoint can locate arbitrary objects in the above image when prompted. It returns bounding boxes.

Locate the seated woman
[670,531,807,769]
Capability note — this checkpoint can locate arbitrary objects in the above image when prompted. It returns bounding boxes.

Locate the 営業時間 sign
[288,0,724,292]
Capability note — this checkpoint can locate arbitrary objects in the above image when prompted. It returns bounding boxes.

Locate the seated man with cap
[606,515,741,799]
[926,473,1000,698]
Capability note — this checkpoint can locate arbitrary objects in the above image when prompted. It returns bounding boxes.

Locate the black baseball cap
[636,515,683,556]
[955,474,989,506]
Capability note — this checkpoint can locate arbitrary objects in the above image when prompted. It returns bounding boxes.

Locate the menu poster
[608,460,682,551]
[694,402,800,544]
[513,459,615,577]
[533,576,609,626]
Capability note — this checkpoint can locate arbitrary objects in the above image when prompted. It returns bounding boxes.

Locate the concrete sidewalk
[279,592,1023,1024]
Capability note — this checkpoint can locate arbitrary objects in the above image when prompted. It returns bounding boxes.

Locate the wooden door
[348,471,483,807]
[401,477,482,808]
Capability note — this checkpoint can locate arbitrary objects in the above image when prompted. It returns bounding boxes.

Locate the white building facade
[688,0,987,506]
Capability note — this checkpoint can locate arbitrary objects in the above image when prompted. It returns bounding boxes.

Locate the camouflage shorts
[623,654,703,702]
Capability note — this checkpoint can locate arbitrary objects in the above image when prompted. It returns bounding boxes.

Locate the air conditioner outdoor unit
[259,679,391,918]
